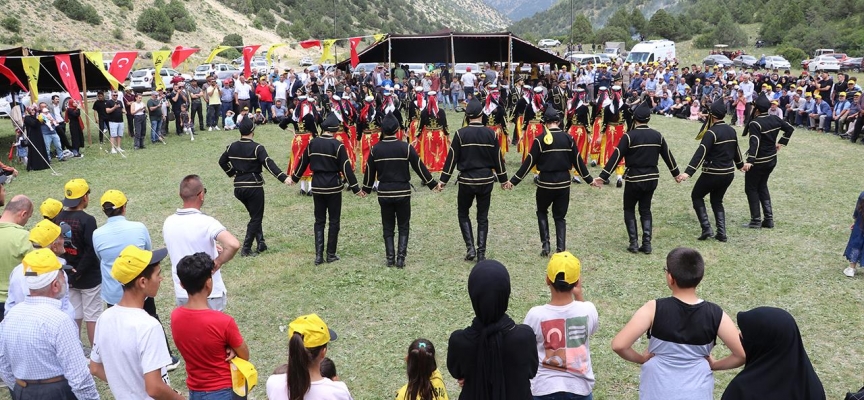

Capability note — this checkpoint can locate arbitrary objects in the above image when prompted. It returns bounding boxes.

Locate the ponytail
[287,333,327,400]
[405,338,437,400]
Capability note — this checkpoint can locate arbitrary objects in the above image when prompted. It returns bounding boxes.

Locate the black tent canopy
[337,32,569,67]
[0,47,120,96]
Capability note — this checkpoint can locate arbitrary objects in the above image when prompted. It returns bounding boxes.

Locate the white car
[454,63,480,76]
[299,57,313,66]
[403,63,427,77]
[130,68,192,92]
[538,39,561,48]
[764,56,791,70]
[808,55,840,72]
[193,64,235,83]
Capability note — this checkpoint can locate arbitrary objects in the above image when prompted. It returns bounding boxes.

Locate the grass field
[2,108,863,400]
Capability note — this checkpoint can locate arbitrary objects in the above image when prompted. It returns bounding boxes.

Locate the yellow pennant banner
[373,34,386,43]
[84,51,120,90]
[152,50,171,90]
[266,43,286,65]
[320,40,336,64]
[205,45,232,64]
[21,56,40,101]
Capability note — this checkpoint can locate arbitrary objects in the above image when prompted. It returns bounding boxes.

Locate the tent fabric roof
[0,47,119,96]
[337,32,569,67]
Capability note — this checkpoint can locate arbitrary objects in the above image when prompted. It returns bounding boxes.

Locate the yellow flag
[266,43,286,65]
[319,40,336,64]
[205,45,232,64]
[84,51,120,90]
[21,56,40,101]
[373,34,386,43]
[152,50,171,90]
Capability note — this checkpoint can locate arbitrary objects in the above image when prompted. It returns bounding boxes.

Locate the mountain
[483,0,558,21]
[509,0,684,39]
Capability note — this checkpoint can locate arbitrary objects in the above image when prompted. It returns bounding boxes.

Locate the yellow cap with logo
[546,251,582,284]
[63,178,89,208]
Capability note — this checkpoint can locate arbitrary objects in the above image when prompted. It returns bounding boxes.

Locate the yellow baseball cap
[29,220,70,248]
[814,94,822,99]
[63,178,90,208]
[22,248,64,276]
[40,198,62,220]
[839,92,846,97]
[849,80,856,84]
[855,92,862,97]
[288,314,337,348]
[231,358,259,396]
[685,97,692,101]
[111,245,168,285]
[546,251,582,285]
[100,190,127,210]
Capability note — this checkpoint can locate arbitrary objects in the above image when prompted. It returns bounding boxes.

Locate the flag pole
[79,53,91,145]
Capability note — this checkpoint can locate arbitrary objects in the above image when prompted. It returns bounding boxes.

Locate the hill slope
[509,0,683,38]
[483,0,558,21]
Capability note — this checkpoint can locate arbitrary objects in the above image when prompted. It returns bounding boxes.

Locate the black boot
[240,232,257,257]
[714,211,727,242]
[760,200,774,228]
[538,214,551,257]
[314,229,325,265]
[476,226,488,262]
[743,197,762,228]
[460,221,476,261]
[625,213,639,253]
[695,206,713,240]
[395,232,409,269]
[256,232,267,253]
[384,236,396,267]
[638,217,653,254]
[554,219,566,253]
[326,229,340,263]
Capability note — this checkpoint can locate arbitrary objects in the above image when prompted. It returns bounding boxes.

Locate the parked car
[250,60,268,72]
[764,55,791,70]
[801,58,813,69]
[0,91,99,117]
[828,53,848,63]
[567,54,602,65]
[403,63,427,77]
[841,57,863,72]
[538,39,561,48]
[193,63,235,84]
[351,62,379,77]
[733,54,758,68]
[597,54,613,65]
[130,68,192,92]
[702,54,733,68]
[808,55,840,72]
[299,57,313,66]
[307,64,336,75]
[454,63,480,77]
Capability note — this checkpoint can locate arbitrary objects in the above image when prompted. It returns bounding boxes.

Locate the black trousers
[379,196,410,239]
[313,193,342,235]
[744,163,775,205]
[536,187,569,224]
[852,114,864,143]
[691,173,734,211]
[234,187,265,241]
[12,379,75,400]
[55,122,71,150]
[622,180,657,220]
[173,108,183,135]
[457,182,493,231]
[207,104,220,128]
[190,101,204,130]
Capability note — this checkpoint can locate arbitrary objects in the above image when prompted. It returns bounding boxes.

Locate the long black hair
[287,333,326,400]
[405,338,437,400]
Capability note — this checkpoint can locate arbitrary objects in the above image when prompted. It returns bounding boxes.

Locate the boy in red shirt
[255,77,274,123]
[171,252,249,399]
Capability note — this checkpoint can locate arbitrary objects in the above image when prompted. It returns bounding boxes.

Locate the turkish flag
[299,40,321,49]
[108,51,138,83]
[242,45,261,78]
[349,37,362,68]
[171,46,199,68]
[55,54,81,101]
[0,57,26,91]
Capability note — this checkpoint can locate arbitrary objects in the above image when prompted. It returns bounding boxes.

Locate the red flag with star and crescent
[349,37,362,68]
[108,51,138,83]
[55,54,81,101]
[242,45,261,78]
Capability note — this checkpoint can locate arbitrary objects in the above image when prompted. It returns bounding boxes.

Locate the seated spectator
[654,93,673,116]
[689,98,702,121]
[265,314,351,400]
[720,307,825,400]
[768,100,783,119]
[523,252,597,400]
[841,92,861,139]
[797,93,815,128]
[828,92,850,134]
[395,339,448,400]
[224,111,236,130]
[671,98,688,119]
[171,252,249,399]
[808,95,830,131]
[40,198,62,222]
[253,108,266,125]
[272,99,288,124]
[611,247,745,400]
[786,93,803,124]
[320,357,339,381]
[448,260,538,400]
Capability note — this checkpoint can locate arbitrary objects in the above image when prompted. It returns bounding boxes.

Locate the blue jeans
[189,387,237,400]
[43,133,62,158]
[534,392,593,400]
[450,93,459,108]
[150,117,162,143]
[259,101,272,121]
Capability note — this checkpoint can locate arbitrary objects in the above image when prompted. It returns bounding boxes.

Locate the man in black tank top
[677,98,744,242]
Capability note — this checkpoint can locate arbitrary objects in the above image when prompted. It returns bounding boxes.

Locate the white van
[625,40,676,64]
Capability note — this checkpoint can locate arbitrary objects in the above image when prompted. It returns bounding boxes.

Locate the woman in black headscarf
[721,307,825,400]
[23,105,50,171]
[447,260,538,400]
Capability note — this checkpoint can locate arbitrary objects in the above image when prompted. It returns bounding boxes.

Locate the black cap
[709,97,726,119]
[633,99,652,122]
[321,112,340,132]
[381,112,399,136]
[543,105,561,122]
[754,92,771,112]
[465,98,483,118]
[238,117,255,135]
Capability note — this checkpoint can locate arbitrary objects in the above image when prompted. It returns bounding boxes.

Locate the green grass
[2,109,863,400]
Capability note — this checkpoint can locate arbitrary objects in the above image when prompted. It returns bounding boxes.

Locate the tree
[221,34,243,60]
[136,7,173,42]
[570,14,594,45]
[1,16,20,33]
[164,0,196,32]
[647,9,677,40]
[606,8,631,32]
[594,26,630,46]
[631,8,646,35]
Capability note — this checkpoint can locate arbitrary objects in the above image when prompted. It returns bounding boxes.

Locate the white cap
[331,95,341,101]
[364,96,374,102]
[611,85,621,91]
[427,90,437,96]
[599,86,608,91]
[533,87,543,93]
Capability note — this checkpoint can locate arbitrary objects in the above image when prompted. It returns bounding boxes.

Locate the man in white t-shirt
[234,76,253,114]
[90,246,183,400]
[461,67,477,100]
[273,73,289,103]
[523,251,598,400]
[162,175,239,311]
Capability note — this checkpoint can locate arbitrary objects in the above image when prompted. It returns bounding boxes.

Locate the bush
[255,11,275,28]
[136,7,174,42]
[1,16,20,33]
[135,40,145,49]
[164,0,196,32]
[112,27,124,40]
[276,21,290,38]
[53,0,102,25]
[112,0,133,10]
[777,46,808,64]
[222,33,243,47]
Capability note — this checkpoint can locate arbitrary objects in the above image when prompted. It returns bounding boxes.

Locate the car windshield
[195,66,209,72]
[455,63,479,71]
[627,52,651,63]
[406,64,424,70]
[131,70,149,77]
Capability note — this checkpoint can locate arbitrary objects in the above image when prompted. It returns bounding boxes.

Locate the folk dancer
[288,112,365,265]
[218,117,290,257]
[602,85,626,188]
[677,98,744,242]
[437,98,508,262]
[407,86,425,146]
[418,91,449,173]
[511,83,532,146]
[592,100,680,255]
[588,86,609,167]
[566,88,591,184]
[505,107,593,256]
[362,113,437,268]
[330,95,357,170]
[742,92,794,229]
[288,95,319,195]
[550,78,569,112]
[483,84,509,157]
[520,87,546,181]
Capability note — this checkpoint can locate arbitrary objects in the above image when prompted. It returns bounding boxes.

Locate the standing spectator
[48,95,72,151]
[235,75,253,113]
[56,178,101,348]
[123,88,136,137]
[89,246,183,400]
[171,252,250,399]
[611,247,745,400]
[65,100,85,157]
[23,106,49,170]
[450,77,462,109]
[273,73,289,106]
[91,91,108,144]
[461,67,477,100]
[817,72,833,107]
[205,77,221,131]
[843,191,864,277]
[169,82,187,136]
[523,252,597,400]
[163,175,240,311]
[105,91,126,153]
[0,194,33,321]
[256,76,274,122]
[147,90,164,144]
[187,79,204,132]
[130,93,147,150]
[220,79,235,128]
[38,105,64,160]
[448,260,538,400]
[0,248,99,400]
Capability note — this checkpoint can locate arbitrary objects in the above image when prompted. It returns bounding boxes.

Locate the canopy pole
[450,33,456,71]
[508,35,513,74]
[79,53,91,146]
[387,36,391,69]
